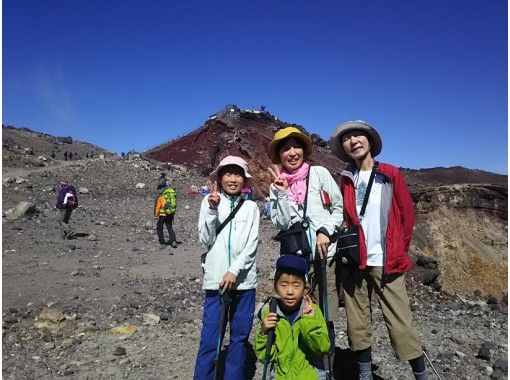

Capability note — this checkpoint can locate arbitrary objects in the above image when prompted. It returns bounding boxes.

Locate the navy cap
[276,255,308,276]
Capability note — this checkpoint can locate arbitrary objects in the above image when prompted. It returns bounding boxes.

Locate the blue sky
[3,0,508,174]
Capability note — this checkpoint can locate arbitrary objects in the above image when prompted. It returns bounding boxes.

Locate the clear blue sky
[3,0,508,174]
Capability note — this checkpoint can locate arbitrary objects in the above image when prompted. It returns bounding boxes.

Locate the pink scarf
[280,161,310,205]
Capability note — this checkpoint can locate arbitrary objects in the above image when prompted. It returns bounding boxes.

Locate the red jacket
[340,162,414,276]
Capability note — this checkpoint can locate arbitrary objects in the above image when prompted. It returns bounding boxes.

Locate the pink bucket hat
[209,156,253,187]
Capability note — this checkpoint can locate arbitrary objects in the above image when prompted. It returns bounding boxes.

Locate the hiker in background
[194,156,259,380]
[64,151,68,161]
[267,127,344,322]
[51,152,56,159]
[329,120,427,380]
[255,254,330,379]
[260,197,271,220]
[241,186,253,200]
[157,172,169,190]
[154,184,178,248]
[54,180,78,239]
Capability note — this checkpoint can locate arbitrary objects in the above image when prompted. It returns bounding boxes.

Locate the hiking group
[194,121,431,380]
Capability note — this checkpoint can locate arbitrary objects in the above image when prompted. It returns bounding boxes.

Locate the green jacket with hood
[254,300,330,379]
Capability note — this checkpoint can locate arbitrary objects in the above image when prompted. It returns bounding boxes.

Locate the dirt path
[3,159,90,179]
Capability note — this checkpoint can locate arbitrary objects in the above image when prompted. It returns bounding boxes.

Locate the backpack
[59,185,78,209]
[162,188,176,214]
[65,192,77,207]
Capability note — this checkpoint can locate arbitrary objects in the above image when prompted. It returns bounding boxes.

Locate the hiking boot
[159,241,166,245]
[170,241,178,248]
[64,231,76,240]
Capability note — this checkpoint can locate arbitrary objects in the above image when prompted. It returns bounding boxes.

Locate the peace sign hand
[267,164,288,192]
[303,294,315,316]
[208,181,220,209]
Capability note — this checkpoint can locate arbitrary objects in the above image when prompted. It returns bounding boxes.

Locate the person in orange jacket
[154,185,178,248]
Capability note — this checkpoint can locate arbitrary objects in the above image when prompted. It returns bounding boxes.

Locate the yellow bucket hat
[268,127,313,164]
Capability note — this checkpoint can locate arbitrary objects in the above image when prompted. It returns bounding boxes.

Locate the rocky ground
[2,153,508,379]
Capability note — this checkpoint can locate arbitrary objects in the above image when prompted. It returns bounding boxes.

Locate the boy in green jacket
[255,255,331,379]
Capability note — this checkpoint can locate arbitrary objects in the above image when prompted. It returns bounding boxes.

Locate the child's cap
[276,254,308,277]
[209,155,253,187]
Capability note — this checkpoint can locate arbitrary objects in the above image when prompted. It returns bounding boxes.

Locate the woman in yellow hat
[267,126,344,321]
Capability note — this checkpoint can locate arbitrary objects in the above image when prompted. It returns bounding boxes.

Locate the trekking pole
[423,349,442,380]
[262,297,278,380]
[214,291,231,380]
[318,255,335,380]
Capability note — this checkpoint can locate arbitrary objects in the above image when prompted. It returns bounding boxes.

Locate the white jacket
[270,165,343,259]
[198,193,259,290]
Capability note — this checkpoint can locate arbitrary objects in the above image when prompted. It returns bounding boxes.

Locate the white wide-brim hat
[329,120,382,162]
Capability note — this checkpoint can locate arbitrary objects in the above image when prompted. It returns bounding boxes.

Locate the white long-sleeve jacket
[198,193,259,290]
[269,165,343,260]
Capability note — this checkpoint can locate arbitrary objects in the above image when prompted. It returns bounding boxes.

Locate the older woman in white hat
[330,121,428,380]
[267,126,344,328]
[194,155,259,380]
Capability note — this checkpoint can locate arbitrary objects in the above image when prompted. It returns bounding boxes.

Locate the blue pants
[194,289,255,380]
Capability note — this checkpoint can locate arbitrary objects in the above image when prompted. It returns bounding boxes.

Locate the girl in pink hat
[194,155,259,380]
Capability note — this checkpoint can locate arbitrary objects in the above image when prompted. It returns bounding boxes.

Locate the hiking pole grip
[262,297,278,380]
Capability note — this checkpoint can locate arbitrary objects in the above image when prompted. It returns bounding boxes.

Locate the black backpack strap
[216,198,245,235]
[359,162,378,219]
[302,167,311,220]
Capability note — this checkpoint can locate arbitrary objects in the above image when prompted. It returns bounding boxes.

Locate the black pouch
[335,224,360,266]
[274,220,311,259]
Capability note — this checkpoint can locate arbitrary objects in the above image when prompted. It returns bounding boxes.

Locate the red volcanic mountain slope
[144,105,507,197]
[144,106,346,197]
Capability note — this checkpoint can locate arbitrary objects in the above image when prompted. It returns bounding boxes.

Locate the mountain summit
[144,105,343,196]
[144,105,506,197]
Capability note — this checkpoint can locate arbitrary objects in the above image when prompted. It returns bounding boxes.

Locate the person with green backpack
[154,184,178,248]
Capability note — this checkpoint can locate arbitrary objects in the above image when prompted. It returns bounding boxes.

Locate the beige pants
[340,266,423,361]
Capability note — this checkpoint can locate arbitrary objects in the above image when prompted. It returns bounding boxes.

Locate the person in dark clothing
[54,180,79,239]
[64,151,68,161]
[157,173,169,190]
